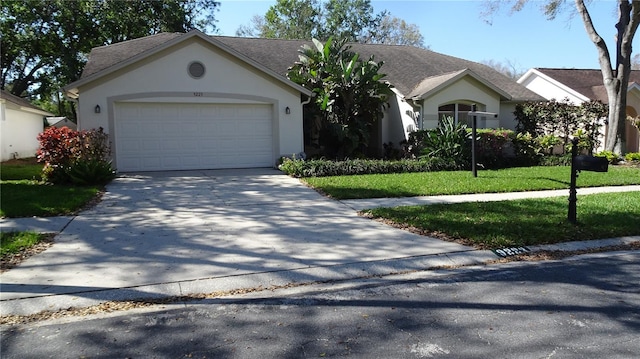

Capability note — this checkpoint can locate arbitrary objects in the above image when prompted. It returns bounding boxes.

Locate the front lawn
[1,160,103,218]
[0,231,45,256]
[304,166,640,199]
[0,158,42,180]
[364,191,640,249]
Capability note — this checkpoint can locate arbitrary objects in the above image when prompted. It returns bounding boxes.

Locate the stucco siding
[519,74,585,104]
[498,103,519,130]
[383,90,418,146]
[422,77,502,129]
[76,38,304,166]
[1,105,43,161]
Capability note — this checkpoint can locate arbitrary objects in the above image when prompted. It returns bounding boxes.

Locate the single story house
[46,116,77,130]
[518,68,640,153]
[64,29,542,172]
[0,89,52,161]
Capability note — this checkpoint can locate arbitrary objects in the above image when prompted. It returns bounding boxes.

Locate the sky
[211,0,637,74]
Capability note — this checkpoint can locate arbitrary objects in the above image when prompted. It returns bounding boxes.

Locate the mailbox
[573,155,608,172]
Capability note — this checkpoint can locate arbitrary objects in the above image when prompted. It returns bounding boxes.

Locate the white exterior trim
[517,68,590,104]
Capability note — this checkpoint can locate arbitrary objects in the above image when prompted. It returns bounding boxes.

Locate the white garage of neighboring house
[64,30,312,172]
[0,89,52,162]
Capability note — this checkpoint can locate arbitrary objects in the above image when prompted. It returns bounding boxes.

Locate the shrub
[514,99,606,154]
[36,127,79,182]
[67,159,116,185]
[595,150,621,164]
[511,132,542,165]
[536,134,561,155]
[624,152,640,162]
[538,154,572,166]
[404,130,430,158]
[278,157,461,178]
[419,117,471,168]
[37,127,115,185]
[476,129,514,168]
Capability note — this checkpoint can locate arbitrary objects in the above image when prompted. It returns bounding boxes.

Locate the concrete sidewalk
[1,177,638,318]
[340,185,640,211]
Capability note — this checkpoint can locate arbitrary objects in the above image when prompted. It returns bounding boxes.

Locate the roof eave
[519,68,591,102]
[64,29,312,98]
[409,69,512,101]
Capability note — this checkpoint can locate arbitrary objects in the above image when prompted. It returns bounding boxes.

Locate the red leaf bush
[37,127,115,184]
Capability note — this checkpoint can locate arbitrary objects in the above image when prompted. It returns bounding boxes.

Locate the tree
[483,0,640,153]
[632,53,640,70]
[260,0,320,39]
[320,0,385,42]
[480,59,525,80]
[236,0,425,47]
[288,37,392,158]
[1,0,219,119]
[367,14,426,48]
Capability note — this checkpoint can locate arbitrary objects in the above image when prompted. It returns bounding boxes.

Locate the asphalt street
[2,250,639,359]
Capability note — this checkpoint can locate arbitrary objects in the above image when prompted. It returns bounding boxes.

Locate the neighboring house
[64,29,542,172]
[518,68,640,153]
[46,116,77,130]
[0,89,52,161]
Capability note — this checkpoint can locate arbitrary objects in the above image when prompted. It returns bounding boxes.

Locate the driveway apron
[0,169,471,307]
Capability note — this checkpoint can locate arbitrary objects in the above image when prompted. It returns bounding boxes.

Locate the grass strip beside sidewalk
[363,191,640,249]
[305,166,640,200]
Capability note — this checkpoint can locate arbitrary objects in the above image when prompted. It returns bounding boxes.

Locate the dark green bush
[278,157,462,177]
[538,154,572,167]
[419,117,471,167]
[476,129,514,168]
[67,159,116,185]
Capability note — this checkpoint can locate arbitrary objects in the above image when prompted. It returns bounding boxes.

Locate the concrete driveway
[1,169,482,315]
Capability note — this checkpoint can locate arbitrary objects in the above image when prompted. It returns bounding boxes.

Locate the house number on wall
[193,92,203,97]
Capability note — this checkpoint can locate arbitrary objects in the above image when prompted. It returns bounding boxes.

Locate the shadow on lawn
[367,195,640,248]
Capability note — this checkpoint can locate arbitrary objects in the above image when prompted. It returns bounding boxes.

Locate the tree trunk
[605,83,627,153]
[575,0,639,153]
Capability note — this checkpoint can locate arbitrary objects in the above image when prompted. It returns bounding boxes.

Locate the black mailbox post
[568,138,609,224]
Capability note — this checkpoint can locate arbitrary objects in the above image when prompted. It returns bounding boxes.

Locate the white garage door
[115,102,273,172]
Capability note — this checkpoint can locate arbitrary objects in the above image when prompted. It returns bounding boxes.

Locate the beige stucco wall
[0,103,44,161]
[76,37,305,165]
[381,89,419,146]
[421,76,502,129]
[498,103,519,130]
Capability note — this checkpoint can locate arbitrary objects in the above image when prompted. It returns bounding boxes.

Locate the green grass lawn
[0,231,45,256]
[1,160,102,218]
[304,166,640,199]
[364,191,640,249]
[0,158,43,181]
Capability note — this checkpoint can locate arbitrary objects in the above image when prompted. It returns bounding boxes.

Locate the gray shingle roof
[0,89,53,115]
[535,68,640,103]
[80,32,544,101]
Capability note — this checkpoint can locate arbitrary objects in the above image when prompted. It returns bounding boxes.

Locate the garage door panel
[115,102,274,171]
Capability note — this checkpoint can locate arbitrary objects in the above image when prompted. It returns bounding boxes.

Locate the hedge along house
[64,30,542,172]
[518,68,640,153]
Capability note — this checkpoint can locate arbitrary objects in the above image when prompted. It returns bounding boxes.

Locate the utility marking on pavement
[493,247,531,257]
